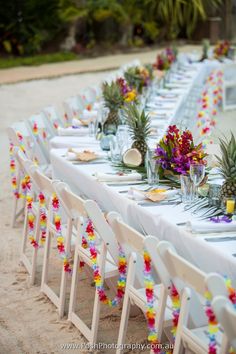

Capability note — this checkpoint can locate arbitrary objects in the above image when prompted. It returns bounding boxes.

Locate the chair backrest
[27,114,51,163]
[157,240,208,296]
[15,148,42,194]
[107,211,144,255]
[7,121,47,164]
[33,169,55,199]
[212,295,236,349]
[52,181,87,219]
[42,105,63,131]
[82,87,97,105]
[63,96,84,121]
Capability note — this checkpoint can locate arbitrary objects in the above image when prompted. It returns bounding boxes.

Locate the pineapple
[102,81,123,133]
[125,104,151,164]
[216,133,236,198]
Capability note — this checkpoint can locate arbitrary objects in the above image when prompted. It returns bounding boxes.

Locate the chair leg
[220,334,230,354]
[21,207,29,258]
[173,289,190,354]
[116,291,131,354]
[155,284,168,341]
[11,196,18,228]
[30,211,41,285]
[40,226,52,289]
[89,289,101,345]
[58,269,68,318]
[116,254,136,354]
[68,250,80,320]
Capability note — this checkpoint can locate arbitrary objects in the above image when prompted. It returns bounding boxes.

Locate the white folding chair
[7,122,46,227]
[42,105,63,133]
[40,180,80,318]
[7,121,46,164]
[156,240,227,354]
[82,87,97,105]
[27,114,52,164]
[16,149,44,284]
[107,213,173,354]
[68,197,119,344]
[63,96,84,123]
[212,295,236,352]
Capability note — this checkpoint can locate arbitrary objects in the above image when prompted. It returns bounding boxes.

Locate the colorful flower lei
[38,192,47,246]
[205,289,218,354]
[197,70,223,146]
[52,193,72,273]
[143,249,179,353]
[205,276,236,354]
[27,193,37,248]
[85,220,127,307]
[9,143,32,199]
[143,250,164,353]
[16,132,26,153]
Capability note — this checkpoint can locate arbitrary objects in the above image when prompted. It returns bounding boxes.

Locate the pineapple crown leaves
[124,103,151,141]
[102,81,124,110]
[215,132,236,180]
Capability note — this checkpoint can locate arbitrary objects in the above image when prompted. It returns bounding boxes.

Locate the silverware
[138,200,181,207]
[72,160,106,165]
[205,236,236,242]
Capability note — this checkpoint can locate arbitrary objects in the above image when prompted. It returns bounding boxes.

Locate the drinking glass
[109,136,121,163]
[116,125,130,154]
[180,175,194,204]
[190,163,205,199]
[118,109,126,125]
[97,106,109,134]
[145,149,159,186]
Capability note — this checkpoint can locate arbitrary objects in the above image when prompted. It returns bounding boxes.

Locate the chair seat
[182,325,222,354]
[39,164,52,179]
[130,285,173,322]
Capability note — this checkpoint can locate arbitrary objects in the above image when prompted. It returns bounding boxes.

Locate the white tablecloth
[51,147,236,280]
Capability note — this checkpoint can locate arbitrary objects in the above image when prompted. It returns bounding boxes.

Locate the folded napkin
[94,172,142,182]
[188,220,236,233]
[58,126,88,136]
[67,149,99,162]
[128,188,178,202]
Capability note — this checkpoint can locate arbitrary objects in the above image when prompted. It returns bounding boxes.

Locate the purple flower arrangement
[155,125,207,176]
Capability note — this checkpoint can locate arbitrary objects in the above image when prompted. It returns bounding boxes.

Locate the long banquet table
[49,57,236,282]
[51,144,236,281]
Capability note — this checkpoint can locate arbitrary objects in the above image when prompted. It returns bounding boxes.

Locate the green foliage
[0,0,223,57]
[0,0,62,55]
[143,0,222,39]
[0,52,77,69]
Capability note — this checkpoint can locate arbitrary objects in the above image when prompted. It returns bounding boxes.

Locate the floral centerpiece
[124,65,153,94]
[154,125,207,177]
[153,47,177,71]
[116,77,138,103]
[214,40,231,59]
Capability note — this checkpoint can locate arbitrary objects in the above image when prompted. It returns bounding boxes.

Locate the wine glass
[190,163,205,199]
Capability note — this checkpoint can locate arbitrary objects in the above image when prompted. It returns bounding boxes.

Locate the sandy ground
[1,56,236,354]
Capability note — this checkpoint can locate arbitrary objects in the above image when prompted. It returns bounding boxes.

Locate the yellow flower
[124,90,137,102]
